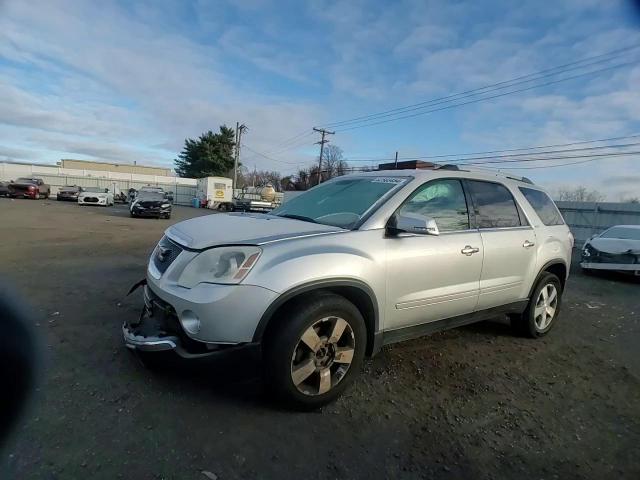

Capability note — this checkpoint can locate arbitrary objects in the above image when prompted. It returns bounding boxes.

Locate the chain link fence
[556,201,640,243]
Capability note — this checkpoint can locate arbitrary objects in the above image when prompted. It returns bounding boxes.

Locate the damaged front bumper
[580,262,640,273]
[123,283,258,358]
[581,244,639,273]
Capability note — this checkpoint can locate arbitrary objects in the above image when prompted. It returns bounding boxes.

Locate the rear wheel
[264,292,366,410]
[512,272,562,338]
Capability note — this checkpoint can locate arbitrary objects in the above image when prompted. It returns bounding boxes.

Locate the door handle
[460,245,480,256]
[523,240,535,248]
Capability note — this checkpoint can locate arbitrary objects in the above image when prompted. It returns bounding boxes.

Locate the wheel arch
[253,279,380,356]
[530,260,567,297]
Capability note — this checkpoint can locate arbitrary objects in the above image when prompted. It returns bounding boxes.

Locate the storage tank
[243,184,276,202]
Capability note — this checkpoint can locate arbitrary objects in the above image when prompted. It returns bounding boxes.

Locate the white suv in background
[124,166,573,409]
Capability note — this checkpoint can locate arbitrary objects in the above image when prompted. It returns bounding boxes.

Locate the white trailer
[196,177,233,209]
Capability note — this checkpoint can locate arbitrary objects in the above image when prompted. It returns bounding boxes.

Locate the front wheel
[511,272,562,338]
[264,292,366,410]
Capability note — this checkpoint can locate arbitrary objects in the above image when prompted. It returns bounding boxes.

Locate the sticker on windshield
[371,177,404,184]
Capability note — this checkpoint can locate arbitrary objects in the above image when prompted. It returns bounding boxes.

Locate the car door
[464,180,538,310]
[385,178,483,331]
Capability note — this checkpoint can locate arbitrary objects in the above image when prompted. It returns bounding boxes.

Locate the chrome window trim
[477,225,534,232]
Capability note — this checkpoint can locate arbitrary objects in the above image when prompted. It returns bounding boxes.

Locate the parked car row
[1,177,51,199]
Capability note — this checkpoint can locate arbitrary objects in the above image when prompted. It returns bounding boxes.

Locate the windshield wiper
[277,213,319,224]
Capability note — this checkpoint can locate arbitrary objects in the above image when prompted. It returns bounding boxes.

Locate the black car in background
[0,181,10,197]
[130,191,172,219]
[57,185,83,201]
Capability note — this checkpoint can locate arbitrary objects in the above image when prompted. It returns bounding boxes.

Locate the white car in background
[78,187,114,206]
[581,225,640,276]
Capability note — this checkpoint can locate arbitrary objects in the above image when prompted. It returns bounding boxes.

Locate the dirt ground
[1,198,639,480]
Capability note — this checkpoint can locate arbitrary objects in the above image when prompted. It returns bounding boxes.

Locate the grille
[152,236,183,274]
[83,197,99,203]
[595,251,637,265]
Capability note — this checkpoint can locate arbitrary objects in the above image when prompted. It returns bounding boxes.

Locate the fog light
[181,310,201,334]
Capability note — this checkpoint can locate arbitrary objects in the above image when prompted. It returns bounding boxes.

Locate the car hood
[166,212,346,249]
[586,237,640,254]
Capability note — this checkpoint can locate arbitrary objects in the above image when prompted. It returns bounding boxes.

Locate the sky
[1,0,639,199]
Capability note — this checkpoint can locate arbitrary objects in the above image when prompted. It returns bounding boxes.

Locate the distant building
[59,159,172,177]
[377,160,437,170]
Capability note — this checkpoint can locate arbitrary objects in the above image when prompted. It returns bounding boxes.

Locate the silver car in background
[123,167,573,409]
[581,225,640,276]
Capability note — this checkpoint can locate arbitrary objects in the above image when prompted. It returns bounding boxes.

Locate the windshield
[137,192,166,201]
[84,187,105,193]
[601,227,640,240]
[16,178,37,183]
[271,176,408,229]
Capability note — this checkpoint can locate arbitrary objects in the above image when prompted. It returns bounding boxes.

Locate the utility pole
[313,127,334,185]
[394,151,399,169]
[233,122,247,193]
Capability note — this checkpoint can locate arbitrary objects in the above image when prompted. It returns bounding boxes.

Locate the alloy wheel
[534,283,558,330]
[290,316,355,396]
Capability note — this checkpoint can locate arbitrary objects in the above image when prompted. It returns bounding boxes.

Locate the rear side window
[519,187,564,226]
[466,180,522,228]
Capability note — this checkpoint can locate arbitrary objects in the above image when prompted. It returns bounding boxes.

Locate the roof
[350,167,538,186]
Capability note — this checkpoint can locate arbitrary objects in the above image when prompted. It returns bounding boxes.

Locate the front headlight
[177,246,262,288]
[161,203,170,208]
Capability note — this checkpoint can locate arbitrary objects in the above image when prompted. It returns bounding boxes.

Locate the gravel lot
[1,198,639,480]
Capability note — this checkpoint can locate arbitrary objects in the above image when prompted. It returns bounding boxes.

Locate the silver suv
[123,167,573,409]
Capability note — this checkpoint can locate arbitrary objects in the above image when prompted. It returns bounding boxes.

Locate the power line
[264,130,315,154]
[447,142,640,164]
[241,143,300,165]
[340,134,640,163]
[333,60,637,132]
[500,156,632,170]
[463,150,640,166]
[322,44,640,129]
[266,133,316,156]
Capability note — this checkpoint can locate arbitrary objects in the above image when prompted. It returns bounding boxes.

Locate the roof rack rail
[505,175,534,184]
[434,164,468,172]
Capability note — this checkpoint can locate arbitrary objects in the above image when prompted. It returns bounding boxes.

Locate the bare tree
[321,145,348,181]
[555,186,605,202]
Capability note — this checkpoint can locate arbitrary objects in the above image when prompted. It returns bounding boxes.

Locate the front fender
[245,229,387,344]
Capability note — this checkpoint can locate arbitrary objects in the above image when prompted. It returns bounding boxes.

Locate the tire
[581,267,593,276]
[511,272,562,338]
[264,292,366,410]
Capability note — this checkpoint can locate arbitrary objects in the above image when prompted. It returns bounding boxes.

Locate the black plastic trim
[529,259,568,296]
[252,278,380,352]
[382,300,528,346]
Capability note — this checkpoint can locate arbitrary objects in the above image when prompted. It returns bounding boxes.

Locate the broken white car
[581,225,640,276]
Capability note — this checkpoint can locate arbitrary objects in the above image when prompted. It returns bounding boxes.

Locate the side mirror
[390,212,440,236]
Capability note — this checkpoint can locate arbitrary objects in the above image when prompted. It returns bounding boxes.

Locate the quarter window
[466,180,522,228]
[398,179,470,232]
[519,187,564,226]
